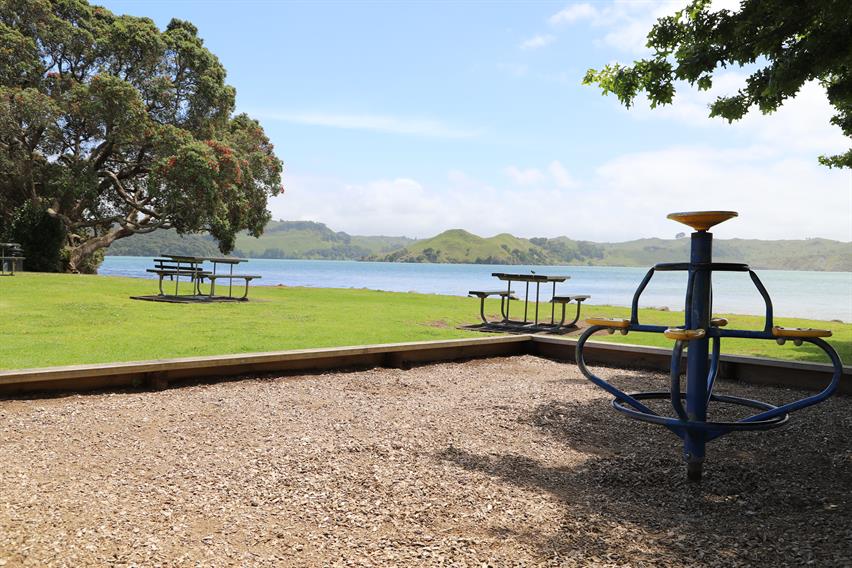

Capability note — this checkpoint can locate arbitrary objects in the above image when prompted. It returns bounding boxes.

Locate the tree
[583,0,851,168]
[0,0,283,272]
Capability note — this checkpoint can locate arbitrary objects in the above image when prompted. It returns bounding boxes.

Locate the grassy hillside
[107,221,414,260]
[377,231,852,271]
[378,229,549,264]
[593,237,852,271]
[106,221,851,271]
[233,221,413,259]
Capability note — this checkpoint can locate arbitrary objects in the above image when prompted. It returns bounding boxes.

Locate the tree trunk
[64,228,131,273]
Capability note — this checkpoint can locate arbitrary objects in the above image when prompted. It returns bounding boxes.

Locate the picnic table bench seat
[468,289,517,324]
[147,259,209,295]
[468,289,517,299]
[548,294,591,328]
[206,273,263,300]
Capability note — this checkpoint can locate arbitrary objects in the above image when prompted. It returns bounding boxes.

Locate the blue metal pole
[684,230,712,480]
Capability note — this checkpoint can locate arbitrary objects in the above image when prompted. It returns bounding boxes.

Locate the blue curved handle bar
[575,325,842,437]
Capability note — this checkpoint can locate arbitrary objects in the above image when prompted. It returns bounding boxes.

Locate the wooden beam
[0,334,847,397]
[0,335,532,395]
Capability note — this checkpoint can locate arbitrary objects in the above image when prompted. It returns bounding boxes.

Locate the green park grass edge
[0,272,849,371]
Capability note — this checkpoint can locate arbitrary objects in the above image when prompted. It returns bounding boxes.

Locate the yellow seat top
[585,317,630,329]
[772,326,832,338]
[667,211,738,231]
[664,328,706,341]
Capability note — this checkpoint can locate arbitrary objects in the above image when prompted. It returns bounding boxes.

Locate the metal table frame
[491,272,571,330]
[162,255,250,299]
[0,243,25,276]
[155,256,207,296]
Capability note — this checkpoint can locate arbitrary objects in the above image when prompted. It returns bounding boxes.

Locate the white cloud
[548,160,578,188]
[619,76,849,158]
[550,1,742,54]
[504,161,578,189]
[586,146,852,241]
[504,166,546,185]
[549,3,597,25]
[519,34,556,50]
[270,148,851,242]
[251,111,479,139]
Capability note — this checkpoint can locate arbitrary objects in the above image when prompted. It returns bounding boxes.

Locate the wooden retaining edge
[0,334,847,396]
[530,336,852,395]
[0,335,533,395]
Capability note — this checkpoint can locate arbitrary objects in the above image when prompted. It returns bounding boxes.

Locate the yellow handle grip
[664,328,706,341]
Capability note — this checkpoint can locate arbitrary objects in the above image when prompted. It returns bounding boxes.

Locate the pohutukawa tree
[583,0,852,169]
[0,0,283,272]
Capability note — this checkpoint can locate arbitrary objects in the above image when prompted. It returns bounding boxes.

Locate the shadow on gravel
[438,391,852,566]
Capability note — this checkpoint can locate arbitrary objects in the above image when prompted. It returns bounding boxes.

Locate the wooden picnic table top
[162,254,246,264]
[491,272,570,283]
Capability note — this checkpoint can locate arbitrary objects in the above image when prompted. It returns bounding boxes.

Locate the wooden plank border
[0,335,532,395]
[0,334,847,396]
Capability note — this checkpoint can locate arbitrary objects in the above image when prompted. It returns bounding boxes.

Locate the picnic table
[0,243,24,276]
[468,272,590,333]
[143,254,261,301]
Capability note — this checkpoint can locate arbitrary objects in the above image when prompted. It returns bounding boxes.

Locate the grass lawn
[0,272,849,371]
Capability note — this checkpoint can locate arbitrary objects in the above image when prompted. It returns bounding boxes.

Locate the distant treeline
[106,221,852,272]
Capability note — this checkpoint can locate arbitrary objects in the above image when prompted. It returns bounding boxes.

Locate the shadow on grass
[437,391,852,565]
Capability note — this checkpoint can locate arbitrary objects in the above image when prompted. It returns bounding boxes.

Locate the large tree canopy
[0,0,283,272]
[583,0,852,169]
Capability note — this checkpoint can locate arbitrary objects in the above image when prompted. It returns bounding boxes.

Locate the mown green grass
[0,273,848,370]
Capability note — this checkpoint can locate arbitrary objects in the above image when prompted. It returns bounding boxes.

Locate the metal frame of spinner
[575,211,844,481]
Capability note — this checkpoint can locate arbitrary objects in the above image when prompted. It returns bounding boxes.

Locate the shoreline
[103,254,852,273]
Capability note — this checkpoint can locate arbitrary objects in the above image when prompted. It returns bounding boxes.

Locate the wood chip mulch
[1,355,850,567]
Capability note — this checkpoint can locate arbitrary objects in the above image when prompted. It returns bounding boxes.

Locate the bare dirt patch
[1,356,850,566]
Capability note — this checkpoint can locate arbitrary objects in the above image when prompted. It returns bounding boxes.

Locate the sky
[99,0,852,242]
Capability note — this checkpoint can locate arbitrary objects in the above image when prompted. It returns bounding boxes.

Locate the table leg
[505,280,512,322]
[229,264,234,298]
[551,282,556,324]
[534,282,540,325]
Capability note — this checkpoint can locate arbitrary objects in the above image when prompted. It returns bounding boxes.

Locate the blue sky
[100,1,851,241]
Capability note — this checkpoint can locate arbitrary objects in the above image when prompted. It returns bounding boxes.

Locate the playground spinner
[575,211,843,481]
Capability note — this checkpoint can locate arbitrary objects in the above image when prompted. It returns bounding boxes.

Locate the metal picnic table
[161,255,260,300]
[467,272,591,333]
[135,255,260,302]
[492,272,570,327]
[0,243,24,276]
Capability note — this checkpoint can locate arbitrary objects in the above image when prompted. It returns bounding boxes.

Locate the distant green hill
[373,230,851,271]
[590,237,852,271]
[106,221,851,271]
[106,221,414,260]
[107,230,221,257]
[378,229,550,264]
[232,220,414,260]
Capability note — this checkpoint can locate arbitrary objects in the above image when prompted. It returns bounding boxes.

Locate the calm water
[101,256,852,321]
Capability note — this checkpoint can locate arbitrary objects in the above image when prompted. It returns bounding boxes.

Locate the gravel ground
[1,355,850,567]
